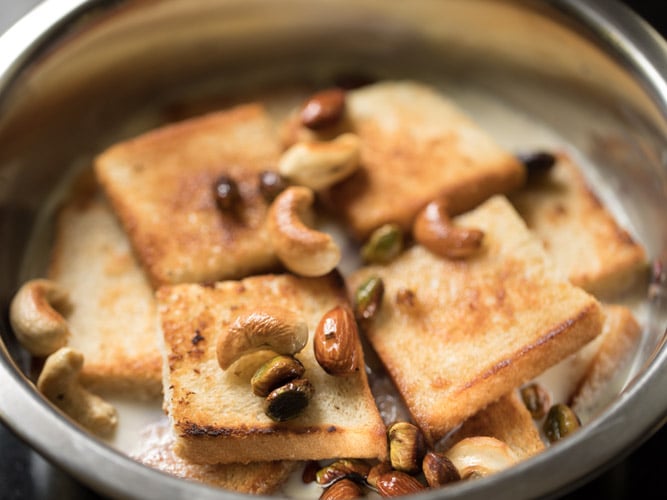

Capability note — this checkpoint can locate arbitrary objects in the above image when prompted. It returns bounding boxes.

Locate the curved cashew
[278,133,361,191]
[37,347,118,437]
[10,279,71,357]
[267,186,341,277]
[444,437,517,479]
[413,198,484,259]
[217,306,308,370]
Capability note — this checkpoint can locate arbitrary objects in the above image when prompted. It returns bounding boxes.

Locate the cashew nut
[278,133,361,191]
[10,279,71,357]
[267,186,341,277]
[37,347,118,437]
[444,437,517,479]
[413,198,484,259]
[216,306,308,370]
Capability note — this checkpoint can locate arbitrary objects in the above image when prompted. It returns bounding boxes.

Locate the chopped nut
[300,88,346,130]
[361,224,404,264]
[251,355,305,397]
[316,459,371,486]
[520,383,551,419]
[388,421,426,474]
[413,198,484,259]
[354,276,384,327]
[422,451,460,487]
[264,378,314,422]
[314,305,361,377]
[543,403,581,443]
[374,471,426,497]
[319,478,365,500]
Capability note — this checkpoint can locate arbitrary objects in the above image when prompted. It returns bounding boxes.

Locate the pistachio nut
[354,276,384,327]
[251,355,305,397]
[422,451,461,488]
[316,459,371,486]
[543,403,581,443]
[264,378,314,422]
[361,224,404,264]
[319,478,365,500]
[520,383,551,420]
[388,421,426,474]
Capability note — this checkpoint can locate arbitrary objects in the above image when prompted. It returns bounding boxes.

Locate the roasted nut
[216,307,308,370]
[413,198,484,259]
[543,403,581,443]
[354,276,384,326]
[366,462,393,489]
[422,451,461,487]
[264,378,314,422]
[259,170,288,202]
[444,437,517,479]
[388,421,426,474]
[361,224,404,264]
[213,174,241,212]
[520,383,551,419]
[251,355,305,397]
[9,279,71,357]
[300,88,346,130]
[303,460,321,484]
[278,133,361,191]
[517,150,556,177]
[314,305,360,376]
[316,459,371,486]
[319,478,365,500]
[374,471,426,497]
[267,186,341,277]
[37,347,118,437]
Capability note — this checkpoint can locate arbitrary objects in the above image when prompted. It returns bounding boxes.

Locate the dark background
[1,1,666,499]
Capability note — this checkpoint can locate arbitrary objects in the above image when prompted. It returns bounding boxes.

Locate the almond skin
[313,305,360,376]
[375,471,426,497]
[319,478,365,500]
[300,88,346,130]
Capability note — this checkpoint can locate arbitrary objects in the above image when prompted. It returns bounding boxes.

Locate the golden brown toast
[48,178,161,397]
[95,104,281,288]
[510,153,646,298]
[441,391,544,461]
[157,272,387,465]
[132,420,297,494]
[282,80,525,239]
[348,195,604,443]
[570,304,641,421]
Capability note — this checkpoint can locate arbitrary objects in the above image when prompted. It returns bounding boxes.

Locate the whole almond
[375,471,426,497]
[319,478,365,500]
[300,88,346,130]
[314,305,360,376]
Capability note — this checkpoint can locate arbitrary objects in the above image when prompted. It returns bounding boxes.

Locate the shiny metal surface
[0,1,666,499]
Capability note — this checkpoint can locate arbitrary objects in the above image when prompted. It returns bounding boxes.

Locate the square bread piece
[349,195,604,443]
[441,391,545,461]
[157,272,387,465]
[283,80,525,239]
[48,180,161,397]
[132,420,297,495]
[510,153,646,297]
[95,104,281,288]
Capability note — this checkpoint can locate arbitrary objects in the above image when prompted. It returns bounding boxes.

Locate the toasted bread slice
[282,80,525,239]
[569,305,641,421]
[441,391,544,461]
[510,153,646,297]
[95,104,281,288]
[348,195,603,443]
[132,420,297,494]
[47,176,161,397]
[157,272,387,465]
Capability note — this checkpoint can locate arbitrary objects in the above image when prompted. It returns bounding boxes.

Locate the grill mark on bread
[179,422,341,438]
